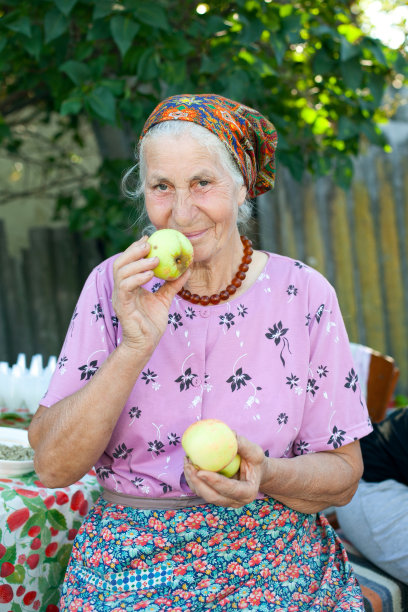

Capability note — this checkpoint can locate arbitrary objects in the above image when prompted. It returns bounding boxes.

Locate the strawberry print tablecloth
[0,469,102,611]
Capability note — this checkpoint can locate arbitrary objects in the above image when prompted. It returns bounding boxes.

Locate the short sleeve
[41,256,119,407]
[294,275,373,455]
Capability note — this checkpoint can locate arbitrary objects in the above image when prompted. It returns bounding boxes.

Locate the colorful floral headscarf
[141,94,278,198]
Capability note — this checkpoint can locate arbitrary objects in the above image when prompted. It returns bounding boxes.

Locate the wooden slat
[330,186,359,341]
[303,181,326,276]
[25,227,60,360]
[377,159,408,386]
[352,181,386,353]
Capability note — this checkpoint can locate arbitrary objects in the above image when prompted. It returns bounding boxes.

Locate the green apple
[182,418,241,478]
[147,229,193,280]
[218,453,241,478]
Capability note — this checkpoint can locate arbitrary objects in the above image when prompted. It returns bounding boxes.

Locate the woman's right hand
[112,236,190,353]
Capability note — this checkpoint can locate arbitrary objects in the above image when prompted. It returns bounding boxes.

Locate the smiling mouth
[184,229,207,239]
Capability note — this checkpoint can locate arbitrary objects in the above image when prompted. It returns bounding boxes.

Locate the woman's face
[143,133,247,263]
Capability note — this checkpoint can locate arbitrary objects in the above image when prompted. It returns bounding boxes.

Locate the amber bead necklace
[177,235,253,306]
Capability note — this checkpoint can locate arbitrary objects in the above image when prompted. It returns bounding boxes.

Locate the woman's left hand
[183,435,268,508]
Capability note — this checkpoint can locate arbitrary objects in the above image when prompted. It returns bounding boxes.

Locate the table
[0,415,102,611]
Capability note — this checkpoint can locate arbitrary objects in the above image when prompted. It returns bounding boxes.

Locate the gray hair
[122,121,254,235]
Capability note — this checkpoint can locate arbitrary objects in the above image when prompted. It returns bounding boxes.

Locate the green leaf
[137,48,159,80]
[11,603,22,612]
[110,16,140,57]
[57,543,73,570]
[60,60,91,85]
[41,525,52,547]
[6,564,25,584]
[7,17,32,38]
[340,38,360,62]
[39,587,60,609]
[61,97,83,116]
[54,0,78,16]
[366,72,385,106]
[86,86,117,123]
[21,496,46,513]
[340,58,363,90]
[338,23,362,44]
[20,511,46,539]
[22,25,42,60]
[47,509,67,531]
[1,489,17,501]
[93,1,112,19]
[2,544,17,565]
[134,3,169,31]
[271,34,287,66]
[338,116,359,140]
[44,8,68,44]
[334,156,353,189]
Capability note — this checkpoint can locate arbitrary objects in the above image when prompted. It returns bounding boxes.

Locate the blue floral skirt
[59,497,363,611]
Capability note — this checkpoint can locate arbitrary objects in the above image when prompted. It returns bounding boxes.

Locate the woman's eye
[198,180,209,187]
[156,183,167,191]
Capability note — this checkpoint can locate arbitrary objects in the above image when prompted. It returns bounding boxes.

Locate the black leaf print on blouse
[265,321,291,366]
[286,373,299,389]
[328,426,346,449]
[91,303,104,321]
[151,282,163,293]
[168,312,183,330]
[264,450,270,457]
[141,369,157,384]
[58,355,68,370]
[315,304,324,323]
[345,368,359,392]
[226,367,252,392]
[306,378,319,396]
[69,307,78,336]
[160,482,173,494]
[113,443,133,460]
[317,365,329,378]
[96,466,113,481]
[305,313,311,326]
[295,261,305,269]
[111,315,119,328]
[237,304,248,317]
[219,312,235,330]
[129,406,141,419]
[148,440,165,456]
[167,433,180,446]
[296,440,310,455]
[131,477,144,489]
[175,367,197,391]
[78,360,99,380]
[286,285,298,297]
[185,307,196,320]
[277,412,288,425]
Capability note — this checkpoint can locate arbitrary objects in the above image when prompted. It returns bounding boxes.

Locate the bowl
[0,427,34,477]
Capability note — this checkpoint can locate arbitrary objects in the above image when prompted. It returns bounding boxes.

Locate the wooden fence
[258,121,408,395]
[0,222,105,365]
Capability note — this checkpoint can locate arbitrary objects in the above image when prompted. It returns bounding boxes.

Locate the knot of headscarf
[141,94,278,198]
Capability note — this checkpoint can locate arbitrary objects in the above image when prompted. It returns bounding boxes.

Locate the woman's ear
[237,184,247,207]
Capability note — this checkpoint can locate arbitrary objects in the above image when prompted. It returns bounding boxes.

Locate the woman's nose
[172,189,195,221]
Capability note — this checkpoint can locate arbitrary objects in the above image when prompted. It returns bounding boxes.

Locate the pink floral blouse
[42,252,372,498]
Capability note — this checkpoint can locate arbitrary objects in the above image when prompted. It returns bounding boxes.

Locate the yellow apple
[147,229,193,280]
[182,418,241,478]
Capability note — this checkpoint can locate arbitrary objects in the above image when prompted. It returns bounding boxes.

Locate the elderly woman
[29,94,372,611]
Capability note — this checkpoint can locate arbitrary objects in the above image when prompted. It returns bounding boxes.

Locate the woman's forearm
[260,441,363,513]
[28,342,152,488]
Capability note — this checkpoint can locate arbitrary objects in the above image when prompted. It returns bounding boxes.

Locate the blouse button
[200,309,210,318]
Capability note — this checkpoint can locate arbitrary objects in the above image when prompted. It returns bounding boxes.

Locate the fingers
[184,458,258,508]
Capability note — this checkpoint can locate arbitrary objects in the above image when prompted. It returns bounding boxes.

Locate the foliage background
[1,0,407,254]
